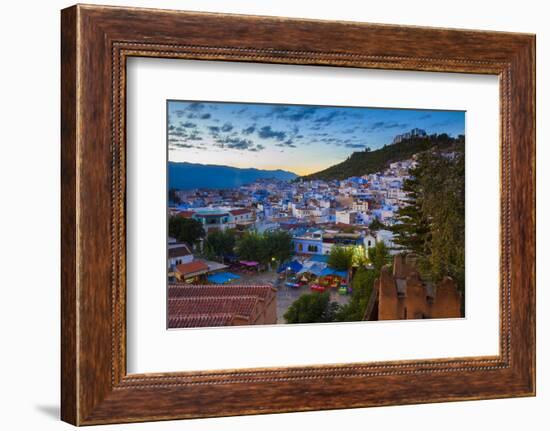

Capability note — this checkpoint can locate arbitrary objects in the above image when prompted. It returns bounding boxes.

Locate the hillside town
[166,146,449,327]
[169,156,415,254]
[166,98,467,329]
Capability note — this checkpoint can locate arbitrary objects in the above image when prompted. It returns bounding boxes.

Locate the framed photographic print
[61,4,536,425]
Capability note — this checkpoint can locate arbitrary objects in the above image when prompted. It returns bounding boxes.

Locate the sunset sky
[168,100,465,176]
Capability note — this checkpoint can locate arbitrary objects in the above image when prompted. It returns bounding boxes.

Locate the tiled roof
[168,313,244,328]
[167,284,274,329]
[168,296,259,317]
[168,284,275,300]
[175,260,209,276]
[168,245,192,258]
[229,208,252,215]
[177,210,195,218]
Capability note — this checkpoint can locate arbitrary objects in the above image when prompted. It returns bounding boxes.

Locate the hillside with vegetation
[302,133,464,181]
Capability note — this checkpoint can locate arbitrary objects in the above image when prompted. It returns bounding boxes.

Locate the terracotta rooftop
[168,296,259,318]
[176,210,195,218]
[229,208,253,215]
[168,313,245,328]
[175,260,209,276]
[167,284,275,329]
[168,284,276,300]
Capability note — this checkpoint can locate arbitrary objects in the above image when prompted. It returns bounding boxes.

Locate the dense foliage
[367,241,391,272]
[263,230,294,264]
[204,230,236,262]
[235,230,293,265]
[391,148,465,294]
[334,267,377,322]
[168,216,205,247]
[284,292,340,324]
[368,218,386,231]
[303,134,464,181]
[327,246,355,271]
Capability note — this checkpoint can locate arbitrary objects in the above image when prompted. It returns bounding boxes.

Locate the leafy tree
[168,216,205,247]
[368,218,386,231]
[327,246,355,271]
[235,232,268,263]
[235,230,294,266]
[284,292,340,324]
[335,268,377,322]
[367,241,391,272]
[204,230,236,262]
[263,230,294,264]
[391,149,465,295]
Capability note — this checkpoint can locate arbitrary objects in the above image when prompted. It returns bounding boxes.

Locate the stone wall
[374,254,462,320]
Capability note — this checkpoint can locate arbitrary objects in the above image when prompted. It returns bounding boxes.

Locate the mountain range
[168,162,298,190]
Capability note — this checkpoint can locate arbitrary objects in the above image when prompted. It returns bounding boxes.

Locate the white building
[168,243,193,268]
[336,210,358,225]
[351,200,369,212]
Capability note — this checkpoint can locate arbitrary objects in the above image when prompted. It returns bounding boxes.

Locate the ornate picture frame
[61,4,535,425]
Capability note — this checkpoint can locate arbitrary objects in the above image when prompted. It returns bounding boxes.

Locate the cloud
[345,143,366,149]
[369,121,409,130]
[169,127,189,138]
[249,144,266,152]
[170,142,196,149]
[208,126,220,133]
[221,122,234,132]
[276,139,297,148]
[418,113,432,120]
[279,107,318,122]
[186,102,204,111]
[181,121,196,128]
[214,136,259,151]
[187,133,203,141]
[314,111,339,124]
[200,113,211,119]
[242,125,256,135]
[258,125,286,141]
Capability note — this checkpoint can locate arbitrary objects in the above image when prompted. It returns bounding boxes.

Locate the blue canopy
[319,268,348,279]
[308,254,329,263]
[207,272,241,284]
[277,260,303,274]
[298,263,325,276]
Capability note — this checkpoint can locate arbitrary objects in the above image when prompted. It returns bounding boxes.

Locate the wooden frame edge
[61,4,536,425]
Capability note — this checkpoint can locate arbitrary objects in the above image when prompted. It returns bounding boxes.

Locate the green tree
[368,218,386,231]
[367,241,391,272]
[168,216,205,247]
[391,149,465,295]
[328,246,355,271]
[335,268,377,322]
[284,292,340,324]
[204,230,236,262]
[235,232,268,263]
[263,230,294,264]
